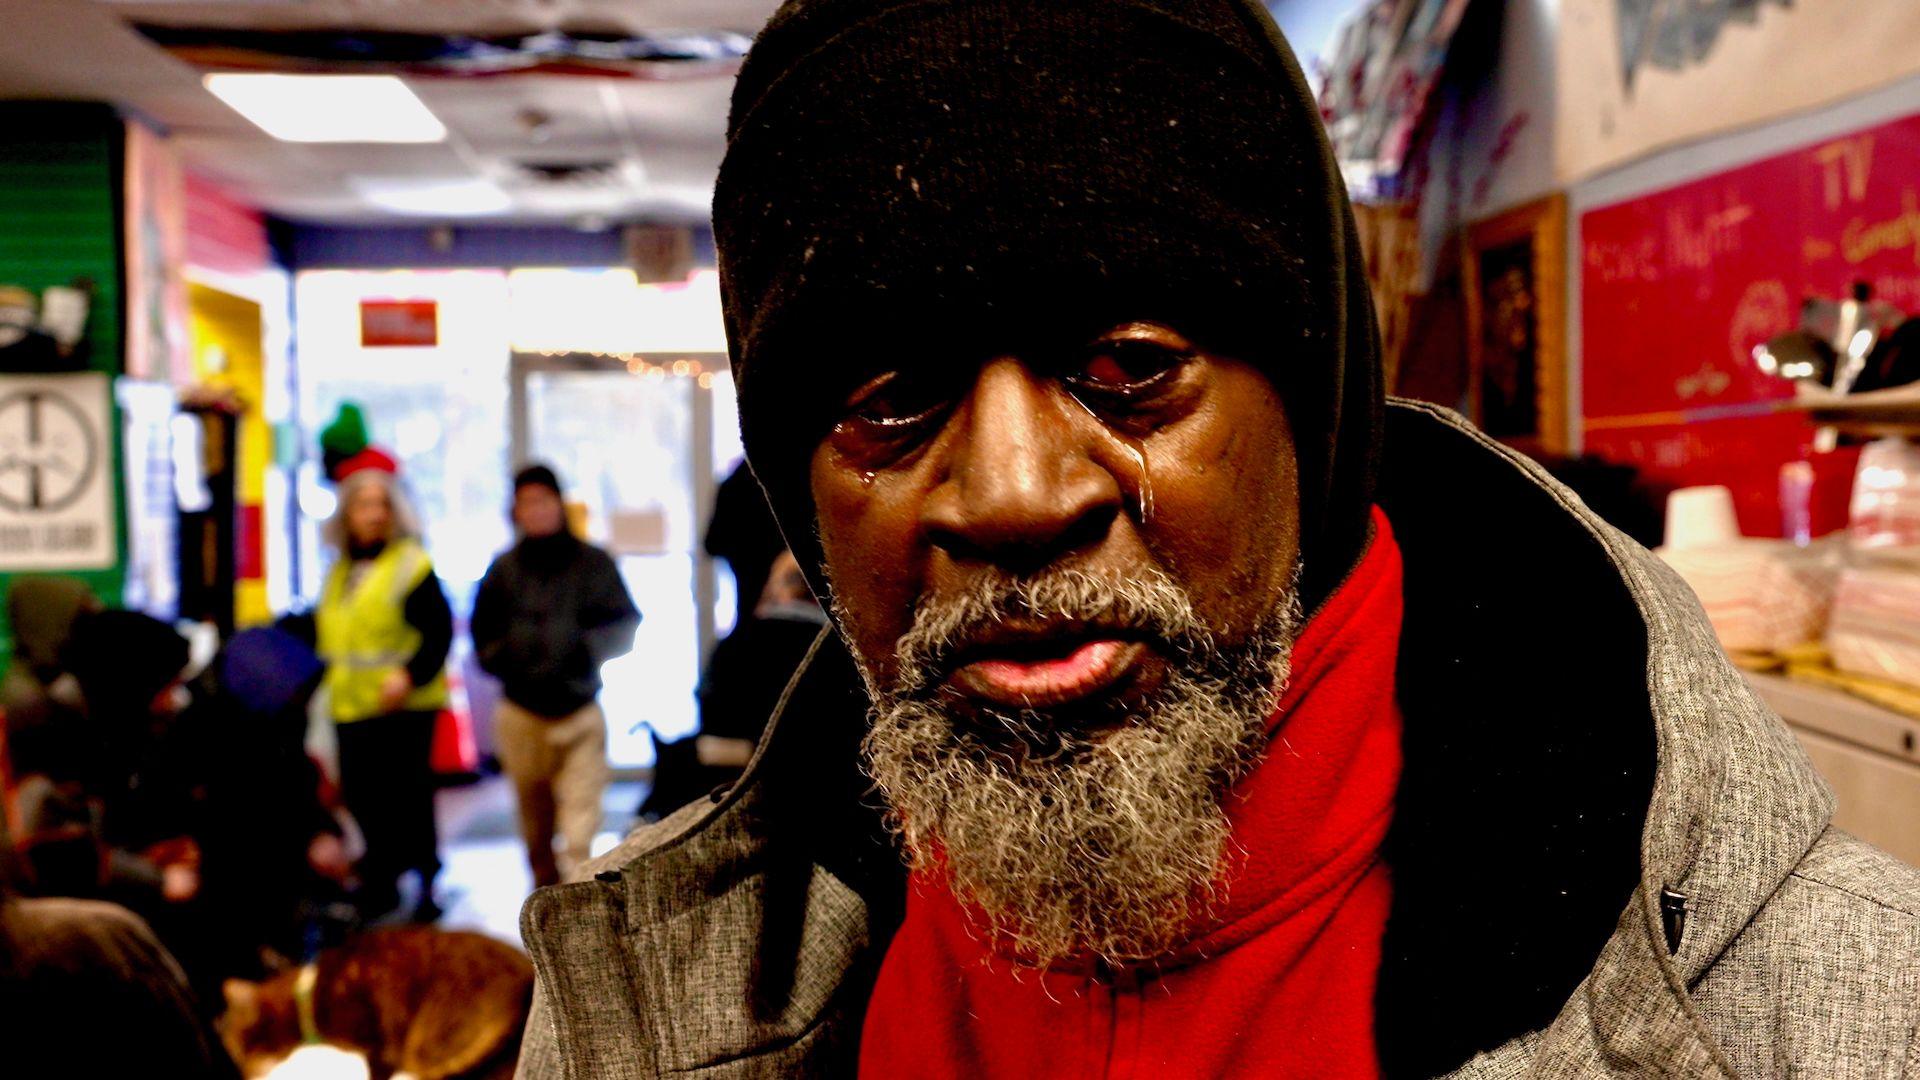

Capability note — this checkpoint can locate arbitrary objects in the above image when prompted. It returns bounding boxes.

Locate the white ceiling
[0,0,784,225]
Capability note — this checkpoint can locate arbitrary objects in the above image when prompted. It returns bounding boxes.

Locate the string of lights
[529,350,719,388]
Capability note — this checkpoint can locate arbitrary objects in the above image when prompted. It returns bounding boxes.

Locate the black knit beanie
[513,463,563,497]
[716,0,1382,611]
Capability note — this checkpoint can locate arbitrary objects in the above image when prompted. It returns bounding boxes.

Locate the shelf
[1747,671,1920,865]
[1822,420,1920,439]
[1781,385,1920,434]
[1746,671,1920,761]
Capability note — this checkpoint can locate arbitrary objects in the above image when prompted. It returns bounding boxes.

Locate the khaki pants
[494,700,610,887]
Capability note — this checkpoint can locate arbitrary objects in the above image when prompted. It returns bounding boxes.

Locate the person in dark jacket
[472,464,638,887]
[705,462,788,633]
[695,551,824,766]
[183,626,351,973]
[10,611,225,1003]
[644,551,828,819]
[3,679,230,1076]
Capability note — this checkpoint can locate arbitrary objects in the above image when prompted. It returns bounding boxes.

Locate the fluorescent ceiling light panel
[204,74,447,143]
[350,177,513,217]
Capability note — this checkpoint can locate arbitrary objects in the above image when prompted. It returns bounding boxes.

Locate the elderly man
[518,2,1920,1077]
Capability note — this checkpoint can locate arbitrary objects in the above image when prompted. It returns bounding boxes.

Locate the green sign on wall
[0,104,132,664]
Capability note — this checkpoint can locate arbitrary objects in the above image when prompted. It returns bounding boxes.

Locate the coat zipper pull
[1659,887,1688,955]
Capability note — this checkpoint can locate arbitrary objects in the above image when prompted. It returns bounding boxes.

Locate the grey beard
[844,564,1302,970]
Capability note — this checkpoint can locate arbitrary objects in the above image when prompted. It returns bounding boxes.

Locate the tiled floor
[430,775,648,944]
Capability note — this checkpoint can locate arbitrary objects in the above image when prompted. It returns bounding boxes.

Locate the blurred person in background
[706,461,788,633]
[7,611,198,905]
[698,551,826,760]
[472,464,638,888]
[646,551,824,815]
[5,730,231,1076]
[7,611,223,1002]
[637,465,817,814]
[313,457,452,923]
[0,577,99,779]
[56,611,200,904]
[181,625,354,973]
[0,876,236,1078]
[6,658,229,1070]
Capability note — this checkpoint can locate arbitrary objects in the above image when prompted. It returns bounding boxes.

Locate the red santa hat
[331,446,399,483]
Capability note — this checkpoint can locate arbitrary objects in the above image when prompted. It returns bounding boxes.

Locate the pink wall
[184,171,271,278]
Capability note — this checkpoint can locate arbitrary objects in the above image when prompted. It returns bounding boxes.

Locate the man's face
[514,484,567,539]
[810,319,1304,965]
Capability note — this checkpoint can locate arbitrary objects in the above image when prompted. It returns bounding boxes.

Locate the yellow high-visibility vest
[316,538,450,723]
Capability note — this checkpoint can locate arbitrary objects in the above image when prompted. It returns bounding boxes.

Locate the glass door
[509,352,732,768]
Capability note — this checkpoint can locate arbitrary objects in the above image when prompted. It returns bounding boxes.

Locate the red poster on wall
[1580,111,1920,536]
[359,299,438,347]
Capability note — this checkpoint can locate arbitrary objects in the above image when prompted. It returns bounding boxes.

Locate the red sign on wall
[359,299,438,348]
[1580,111,1920,536]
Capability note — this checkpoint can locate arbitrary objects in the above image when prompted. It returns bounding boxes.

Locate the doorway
[507,351,738,769]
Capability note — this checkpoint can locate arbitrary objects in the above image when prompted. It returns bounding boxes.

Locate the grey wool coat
[516,402,1920,1078]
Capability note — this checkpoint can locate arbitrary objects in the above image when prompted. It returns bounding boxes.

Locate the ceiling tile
[0,0,783,223]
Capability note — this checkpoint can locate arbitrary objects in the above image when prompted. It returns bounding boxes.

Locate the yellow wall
[187,283,271,626]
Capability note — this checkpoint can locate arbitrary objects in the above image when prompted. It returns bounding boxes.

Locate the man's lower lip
[950,639,1147,709]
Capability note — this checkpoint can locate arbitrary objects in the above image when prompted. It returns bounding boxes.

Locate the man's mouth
[945,626,1150,710]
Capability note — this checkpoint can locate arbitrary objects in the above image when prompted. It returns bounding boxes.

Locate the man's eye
[1067,340,1184,394]
[843,372,948,427]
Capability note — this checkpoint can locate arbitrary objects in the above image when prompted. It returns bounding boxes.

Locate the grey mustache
[888,567,1210,700]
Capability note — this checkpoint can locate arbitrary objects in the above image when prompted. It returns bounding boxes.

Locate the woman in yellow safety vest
[316,460,452,922]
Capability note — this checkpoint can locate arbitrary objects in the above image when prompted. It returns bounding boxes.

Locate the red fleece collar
[1192,504,1403,957]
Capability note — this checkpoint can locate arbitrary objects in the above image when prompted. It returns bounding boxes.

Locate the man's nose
[921,358,1121,571]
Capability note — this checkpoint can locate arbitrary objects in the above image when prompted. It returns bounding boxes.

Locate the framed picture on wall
[1462,194,1568,456]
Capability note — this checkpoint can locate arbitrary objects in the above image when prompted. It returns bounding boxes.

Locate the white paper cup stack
[1664,486,1742,551]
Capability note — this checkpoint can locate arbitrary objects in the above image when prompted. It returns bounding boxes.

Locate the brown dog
[218,927,533,1080]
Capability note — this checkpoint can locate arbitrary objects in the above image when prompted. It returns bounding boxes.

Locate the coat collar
[1379,400,1831,1077]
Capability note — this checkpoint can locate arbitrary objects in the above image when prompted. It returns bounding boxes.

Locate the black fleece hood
[715,0,1383,610]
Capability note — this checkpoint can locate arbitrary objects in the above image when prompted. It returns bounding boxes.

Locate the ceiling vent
[507,159,628,187]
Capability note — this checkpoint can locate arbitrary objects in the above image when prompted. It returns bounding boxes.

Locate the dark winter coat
[472,533,640,718]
